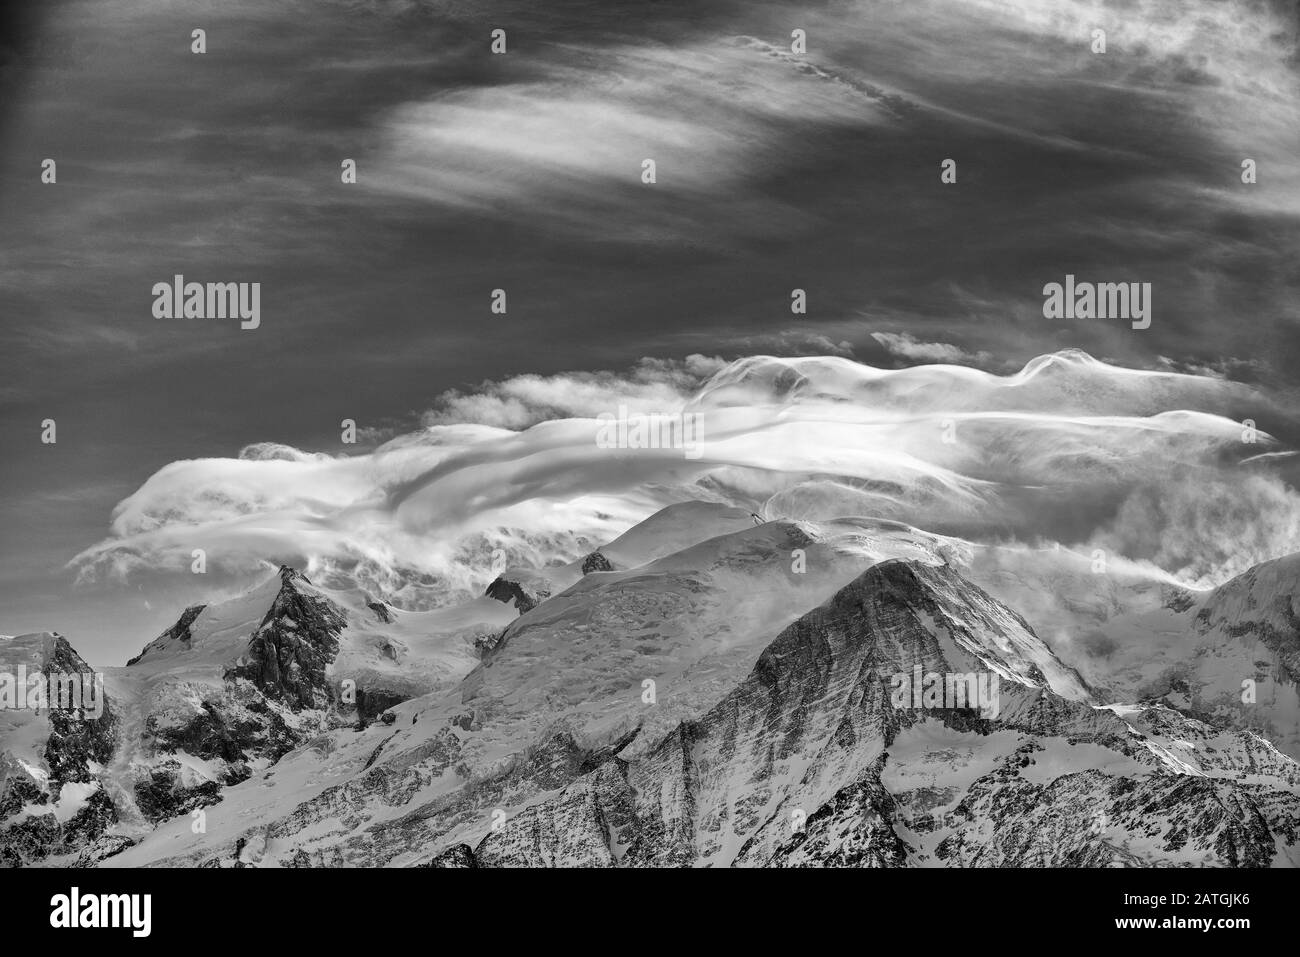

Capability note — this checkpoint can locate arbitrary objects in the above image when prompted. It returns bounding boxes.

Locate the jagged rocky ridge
[0,633,118,866]
[124,568,351,828]
[6,504,1300,868]
[225,567,347,710]
[126,604,205,666]
[0,564,508,865]
[457,562,1300,866]
[985,549,1300,760]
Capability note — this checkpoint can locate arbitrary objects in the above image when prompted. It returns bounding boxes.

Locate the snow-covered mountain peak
[8,508,1300,868]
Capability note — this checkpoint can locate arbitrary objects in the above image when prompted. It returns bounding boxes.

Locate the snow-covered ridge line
[7,500,1300,868]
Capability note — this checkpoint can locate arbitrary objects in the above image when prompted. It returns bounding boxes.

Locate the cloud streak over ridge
[70,350,1295,606]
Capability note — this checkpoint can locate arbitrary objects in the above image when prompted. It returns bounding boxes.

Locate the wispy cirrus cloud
[365,36,899,243]
[871,331,997,367]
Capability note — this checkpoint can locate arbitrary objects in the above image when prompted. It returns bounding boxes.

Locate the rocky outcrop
[581,551,613,574]
[484,577,550,615]
[127,604,206,666]
[0,633,119,866]
[0,757,45,820]
[0,787,117,867]
[146,684,298,764]
[133,760,230,825]
[41,637,118,785]
[934,765,1283,867]
[473,632,504,659]
[365,599,395,624]
[421,843,478,868]
[355,688,409,723]
[3,561,489,865]
[74,833,136,866]
[225,566,346,710]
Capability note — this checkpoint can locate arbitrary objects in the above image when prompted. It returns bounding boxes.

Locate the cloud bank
[71,349,1293,603]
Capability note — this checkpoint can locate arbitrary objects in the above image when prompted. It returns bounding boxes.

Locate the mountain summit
[5,507,1300,867]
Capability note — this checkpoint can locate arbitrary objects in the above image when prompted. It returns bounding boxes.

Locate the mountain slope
[975,550,1300,760]
[1,565,511,865]
[466,562,1300,867]
[0,633,118,866]
[8,504,1300,868]
[100,511,961,866]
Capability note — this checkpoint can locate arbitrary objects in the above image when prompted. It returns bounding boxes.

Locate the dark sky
[2,0,1299,662]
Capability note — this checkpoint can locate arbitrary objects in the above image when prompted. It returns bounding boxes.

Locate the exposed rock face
[14,513,1300,870]
[365,599,395,624]
[764,762,910,867]
[355,688,409,723]
[41,636,118,783]
[74,833,136,866]
[4,569,348,864]
[421,843,478,868]
[0,633,119,866]
[146,682,298,764]
[129,571,352,826]
[0,788,117,867]
[1162,586,1197,614]
[226,567,346,710]
[3,561,499,865]
[484,577,550,615]
[473,632,504,659]
[0,757,45,820]
[127,604,206,666]
[581,551,614,574]
[133,761,228,825]
[933,765,1284,867]
[468,562,1300,867]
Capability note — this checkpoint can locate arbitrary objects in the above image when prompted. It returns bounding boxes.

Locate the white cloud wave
[69,350,1291,604]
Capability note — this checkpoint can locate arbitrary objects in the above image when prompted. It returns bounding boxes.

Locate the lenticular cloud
[70,350,1290,604]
